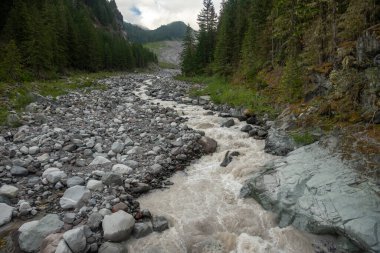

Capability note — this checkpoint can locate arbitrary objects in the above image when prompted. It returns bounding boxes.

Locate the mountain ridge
[124,21,189,43]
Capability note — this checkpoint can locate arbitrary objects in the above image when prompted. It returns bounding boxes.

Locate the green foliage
[177,75,276,116]
[0,40,25,82]
[0,71,114,126]
[194,0,218,74]
[280,56,304,102]
[291,132,317,145]
[0,0,156,82]
[180,0,378,108]
[181,25,197,75]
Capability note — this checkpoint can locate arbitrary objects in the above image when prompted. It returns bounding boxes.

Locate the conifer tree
[0,40,24,82]
[194,0,218,73]
[181,24,196,76]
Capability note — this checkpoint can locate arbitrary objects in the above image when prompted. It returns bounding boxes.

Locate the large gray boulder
[102,172,123,186]
[198,136,217,154]
[0,184,18,198]
[42,168,67,184]
[60,186,91,210]
[63,226,86,253]
[55,240,72,253]
[0,203,13,226]
[18,214,64,252]
[10,165,29,176]
[112,164,133,175]
[241,143,380,252]
[89,156,111,166]
[264,129,296,156]
[102,210,135,242]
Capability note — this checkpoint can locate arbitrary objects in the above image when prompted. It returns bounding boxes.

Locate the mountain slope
[124,21,189,43]
[0,0,156,80]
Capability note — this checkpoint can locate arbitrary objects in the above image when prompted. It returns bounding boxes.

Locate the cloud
[130,6,142,16]
[115,0,222,30]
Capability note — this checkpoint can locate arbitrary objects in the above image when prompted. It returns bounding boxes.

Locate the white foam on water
[128,81,319,253]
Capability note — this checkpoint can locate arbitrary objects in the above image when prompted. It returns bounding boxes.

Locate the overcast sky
[115,0,222,30]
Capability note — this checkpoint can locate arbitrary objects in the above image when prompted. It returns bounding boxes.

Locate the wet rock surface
[241,138,380,253]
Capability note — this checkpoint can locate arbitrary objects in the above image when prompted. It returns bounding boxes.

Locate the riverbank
[0,70,378,253]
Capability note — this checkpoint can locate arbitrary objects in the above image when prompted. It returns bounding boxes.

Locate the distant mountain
[124,21,189,43]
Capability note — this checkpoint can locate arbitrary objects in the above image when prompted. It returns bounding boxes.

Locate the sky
[115,0,222,30]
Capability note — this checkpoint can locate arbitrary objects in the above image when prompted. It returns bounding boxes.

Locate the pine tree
[194,0,218,74]
[0,40,25,82]
[181,25,196,76]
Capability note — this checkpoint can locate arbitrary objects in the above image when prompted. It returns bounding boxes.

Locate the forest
[0,0,157,82]
[181,0,379,106]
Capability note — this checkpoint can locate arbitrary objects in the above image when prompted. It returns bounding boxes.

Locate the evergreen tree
[0,40,24,82]
[194,0,218,74]
[181,25,196,76]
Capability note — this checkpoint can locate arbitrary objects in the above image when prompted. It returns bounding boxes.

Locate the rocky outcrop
[264,129,296,156]
[241,142,380,252]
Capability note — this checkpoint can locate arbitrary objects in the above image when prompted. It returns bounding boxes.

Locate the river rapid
[127,77,328,253]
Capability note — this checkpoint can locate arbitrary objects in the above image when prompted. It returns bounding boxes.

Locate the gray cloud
[115,0,222,30]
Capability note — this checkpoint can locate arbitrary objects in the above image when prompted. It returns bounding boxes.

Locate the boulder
[0,203,13,226]
[10,165,29,176]
[18,214,64,252]
[133,222,153,239]
[66,176,85,187]
[60,186,91,210]
[0,184,19,198]
[89,156,111,166]
[152,216,169,232]
[199,136,217,154]
[40,233,63,253]
[112,164,133,175]
[37,153,50,163]
[63,226,86,253]
[264,129,296,156]
[220,151,240,167]
[102,172,123,186]
[55,240,73,253]
[86,180,103,191]
[42,168,67,184]
[102,210,135,242]
[241,143,380,253]
[87,212,103,230]
[241,125,253,133]
[111,141,125,154]
[221,119,235,128]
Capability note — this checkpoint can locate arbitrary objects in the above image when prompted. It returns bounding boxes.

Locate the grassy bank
[176,75,277,117]
[0,71,122,126]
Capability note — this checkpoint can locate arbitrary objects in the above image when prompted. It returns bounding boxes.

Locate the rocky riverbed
[0,70,211,252]
[0,70,378,253]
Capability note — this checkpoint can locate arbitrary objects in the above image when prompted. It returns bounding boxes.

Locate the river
[126,78,327,253]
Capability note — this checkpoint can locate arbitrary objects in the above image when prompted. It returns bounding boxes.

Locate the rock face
[0,203,13,226]
[264,129,296,156]
[102,210,135,242]
[60,186,91,210]
[241,143,380,253]
[199,136,217,154]
[18,214,64,252]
